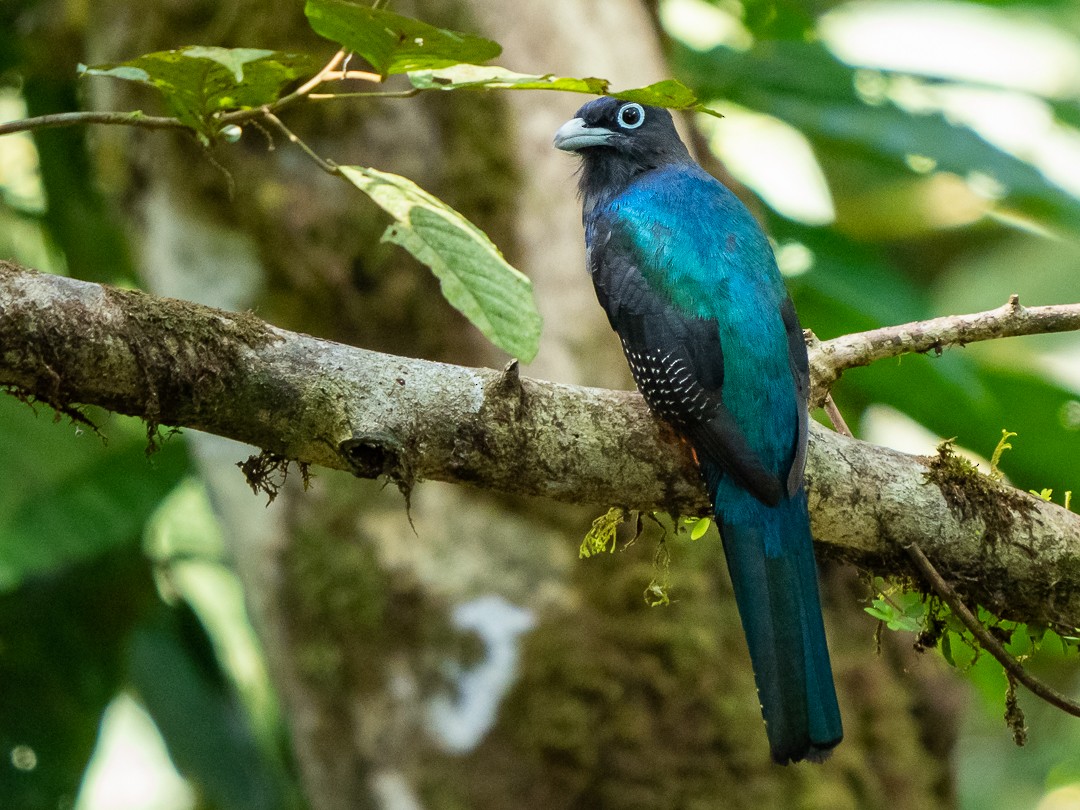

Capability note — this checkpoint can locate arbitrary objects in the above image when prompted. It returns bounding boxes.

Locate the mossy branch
[3,260,1080,631]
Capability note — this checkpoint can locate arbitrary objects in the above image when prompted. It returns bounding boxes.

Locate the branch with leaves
[0,0,716,364]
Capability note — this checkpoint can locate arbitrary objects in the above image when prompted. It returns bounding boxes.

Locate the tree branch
[0,110,189,137]
[808,294,1080,405]
[3,261,1080,630]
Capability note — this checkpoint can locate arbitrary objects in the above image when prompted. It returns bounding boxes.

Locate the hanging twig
[260,111,340,175]
[902,538,1080,719]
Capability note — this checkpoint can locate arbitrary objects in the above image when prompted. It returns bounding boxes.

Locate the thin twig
[268,48,349,112]
[212,49,354,129]
[307,89,421,101]
[0,47,359,184]
[324,70,383,83]
[903,538,1080,719]
[260,111,339,175]
[823,393,852,437]
[0,110,188,137]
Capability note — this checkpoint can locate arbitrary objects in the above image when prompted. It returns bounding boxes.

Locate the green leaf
[409,65,608,94]
[0,400,190,591]
[945,614,967,634]
[688,516,712,540]
[888,614,922,633]
[20,73,138,284]
[612,79,721,116]
[304,0,500,76]
[865,595,923,632]
[182,46,275,82]
[941,630,955,667]
[864,604,893,623]
[339,166,542,360]
[80,47,319,137]
[902,599,926,620]
[130,602,284,810]
[0,547,157,810]
[408,66,720,115]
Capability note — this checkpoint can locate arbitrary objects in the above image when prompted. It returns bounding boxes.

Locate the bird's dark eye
[617,103,645,130]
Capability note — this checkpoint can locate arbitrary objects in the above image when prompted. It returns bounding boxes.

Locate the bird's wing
[780,297,810,496]
[588,217,786,506]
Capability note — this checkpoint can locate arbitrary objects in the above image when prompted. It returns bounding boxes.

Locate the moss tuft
[924,439,1036,546]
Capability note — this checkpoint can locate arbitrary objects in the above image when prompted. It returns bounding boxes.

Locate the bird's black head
[554,97,691,215]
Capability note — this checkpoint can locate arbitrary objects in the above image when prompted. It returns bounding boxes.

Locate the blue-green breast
[604,164,798,481]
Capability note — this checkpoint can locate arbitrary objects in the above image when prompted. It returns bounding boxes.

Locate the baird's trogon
[554,97,842,764]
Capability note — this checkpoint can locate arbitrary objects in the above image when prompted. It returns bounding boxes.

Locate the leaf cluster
[73,0,719,363]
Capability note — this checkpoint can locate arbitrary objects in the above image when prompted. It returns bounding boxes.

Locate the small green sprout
[579,507,624,558]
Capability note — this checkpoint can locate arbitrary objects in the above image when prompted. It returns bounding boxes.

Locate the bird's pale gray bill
[553,117,614,152]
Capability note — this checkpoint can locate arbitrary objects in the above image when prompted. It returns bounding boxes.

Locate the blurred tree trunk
[55,0,967,807]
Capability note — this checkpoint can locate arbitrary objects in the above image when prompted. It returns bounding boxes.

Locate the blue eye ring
[618,103,645,130]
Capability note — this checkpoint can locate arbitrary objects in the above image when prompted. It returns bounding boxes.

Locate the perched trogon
[554,97,842,764]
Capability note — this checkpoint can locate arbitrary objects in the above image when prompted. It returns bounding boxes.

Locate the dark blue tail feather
[718,490,842,764]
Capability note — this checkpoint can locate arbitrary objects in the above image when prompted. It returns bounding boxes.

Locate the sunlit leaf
[0,547,155,810]
[21,77,138,283]
[305,0,500,75]
[673,40,859,107]
[408,66,720,115]
[864,603,892,623]
[409,65,608,94]
[80,47,319,137]
[865,593,924,632]
[612,79,721,116]
[339,166,541,360]
[130,602,284,810]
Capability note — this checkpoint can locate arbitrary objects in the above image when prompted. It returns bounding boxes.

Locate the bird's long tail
[718,489,843,764]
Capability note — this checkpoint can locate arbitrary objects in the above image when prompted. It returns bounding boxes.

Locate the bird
[554,97,842,764]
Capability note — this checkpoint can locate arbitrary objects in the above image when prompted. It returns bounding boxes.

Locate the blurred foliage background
[2,0,1080,808]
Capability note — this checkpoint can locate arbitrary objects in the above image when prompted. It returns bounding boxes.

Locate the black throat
[576,140,692,221]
